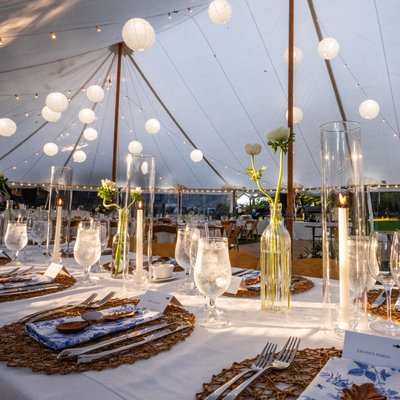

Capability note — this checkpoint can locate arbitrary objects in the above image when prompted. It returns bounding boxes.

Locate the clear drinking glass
[74,221,101,286]
[194,237,231,328]
[368,231,400,335]
[389,232,400,332]
[4,221,28,265]
[91,220,109,273]
[32,219,47,256]
[175,226,195,294]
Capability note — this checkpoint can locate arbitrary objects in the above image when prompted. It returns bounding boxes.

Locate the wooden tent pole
[112,42,123,182]
[287,0,295,249]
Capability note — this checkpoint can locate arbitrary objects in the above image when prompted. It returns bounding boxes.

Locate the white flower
[101,179,116,191]
[245,143,262,156]
[267,127,290,143]
[130,186,142,196]
[0,171,4,179]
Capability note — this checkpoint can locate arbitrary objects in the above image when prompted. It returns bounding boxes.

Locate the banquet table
[0,253,345,400]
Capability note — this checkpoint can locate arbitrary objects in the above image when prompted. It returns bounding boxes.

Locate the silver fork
[223,337,301,400]
[19,292,99,323]
[27,291,117,323]
[205,342,277,400]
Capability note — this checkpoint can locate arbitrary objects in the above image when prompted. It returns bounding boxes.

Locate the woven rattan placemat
[196,347,341,400]
[0,258,11,266]
[224,275,314,298]
[368,289,400,323]
[0,298,195,374]
[0,274,76,303]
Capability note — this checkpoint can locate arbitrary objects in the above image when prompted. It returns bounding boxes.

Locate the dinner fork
[223,336,301,400]
[205,341,277,400]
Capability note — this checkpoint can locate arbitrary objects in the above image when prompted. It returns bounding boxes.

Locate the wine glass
[74,221,101,286]
[390,232,400,329]
[32,218,47,256]
[175,226,195,294]
[91,220,109,273]
[368,231,400,335]
[4,221,28,265]
[194,237,231,328]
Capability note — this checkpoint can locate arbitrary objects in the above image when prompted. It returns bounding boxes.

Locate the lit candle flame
[138,200,143,210]
[57,198,63,207]
[338,193,347,207]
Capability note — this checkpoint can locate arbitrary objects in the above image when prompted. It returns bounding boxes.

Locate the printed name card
[343,331,400,369]
[138,290,181,313]
[225,275,245,295]
[43,263,71,279]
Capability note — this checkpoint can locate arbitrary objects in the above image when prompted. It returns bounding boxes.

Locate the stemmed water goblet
[194,236,231,328]
[389,231,400,330]
[368,231,400,335]
[4,221,28,265]
[74,221,101,286]
[175,225,196,294]
[91,220,109,273]
[32,218,47,256]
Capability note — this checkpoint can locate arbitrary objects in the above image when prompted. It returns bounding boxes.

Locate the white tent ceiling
[0,0,399,190]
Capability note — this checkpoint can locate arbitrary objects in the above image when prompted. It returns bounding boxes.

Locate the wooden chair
[242,219,259,240]
[153,224,177,242]
[292,258,329,279]
[229,249,260,269]
[228,225,242,250]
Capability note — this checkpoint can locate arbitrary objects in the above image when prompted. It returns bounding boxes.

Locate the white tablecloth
[0,256,344,400]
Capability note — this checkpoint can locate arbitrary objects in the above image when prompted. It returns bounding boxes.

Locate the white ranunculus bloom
[245,143,262,156]
[131,186,142,196]
[101,179,116,191]
[267,127,290,143]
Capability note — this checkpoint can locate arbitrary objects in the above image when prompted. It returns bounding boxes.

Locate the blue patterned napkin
[240,270,260,291]
[298,357,400,400]
[0,274,52,290]
[25,304,162,350]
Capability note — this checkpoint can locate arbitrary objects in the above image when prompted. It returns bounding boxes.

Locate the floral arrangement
[0,171,11,202]
[97,179,142,276]
[245,127,293,223]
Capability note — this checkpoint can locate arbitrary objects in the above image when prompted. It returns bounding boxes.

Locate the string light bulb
[0,38,3,46]
[15,94,19,100]
[50,32,57,39]
[95,25,102,32]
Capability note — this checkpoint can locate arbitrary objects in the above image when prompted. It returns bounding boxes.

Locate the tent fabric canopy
[0,0,399,190]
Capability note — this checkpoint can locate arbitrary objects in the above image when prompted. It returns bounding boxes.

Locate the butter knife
[370,289,386,309]
[57,322,172,359]
[0,283,60,296]
[77,324,192,364]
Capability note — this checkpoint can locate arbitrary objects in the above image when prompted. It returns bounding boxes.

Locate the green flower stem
[251,156,273,203]
[273,148,284,225]
[114,208,126,277]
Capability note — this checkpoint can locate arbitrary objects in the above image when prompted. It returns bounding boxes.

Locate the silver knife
[57,322,172,359]
[77,324,192,364]
[0,283,60,296]
[370,289,386,309]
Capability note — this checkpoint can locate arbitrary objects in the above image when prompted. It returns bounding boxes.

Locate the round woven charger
[224,275,314,298]
[0,274,76,303]
[367,289,400,324]
[196,347,341,400]
[0,258,11,266]
[0,298,195,374]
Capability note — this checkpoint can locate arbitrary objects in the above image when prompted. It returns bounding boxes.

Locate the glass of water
[4,221,28,265]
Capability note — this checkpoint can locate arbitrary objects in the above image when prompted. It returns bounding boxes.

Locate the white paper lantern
[83,127,98,141]
[73,150,87,163]
[145,118,160,134]
[285,107,303,123]
[284,47,303,65]
[79,108,95,124]
[46,92,68,112]
[122,18,156,52]
[128,140,143,154]
[0,118,17,137]
[359,99,380,120]
[208,0,232,24]
[43,142,58,156]
[41,106,61,122]
[318,37,340,60]
[190,149,203,162]
[86,85,104,103]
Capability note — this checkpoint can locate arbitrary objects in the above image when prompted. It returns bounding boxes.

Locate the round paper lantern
[0,118,17,137]
[73,150,86,163]
[145,118,160,134]
[359,99,380,120]
[285,107,303,123]
[86,85,104,103]
[41,106,61,122]
[46,92,68,112]
[284,46,303,65]
[122,18,156,52]
[128,140,143,154]
[208,0,232,25]
[190,149,203,162]
[318,37,340,60]
[83,127,98,141]
[79,108,95,124]
[43,142,58,156]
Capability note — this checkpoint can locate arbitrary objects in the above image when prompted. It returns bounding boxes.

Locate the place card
[343,331,400,369]
[138,290,182,313]
[225,275,245,295]
[43,263,71,279]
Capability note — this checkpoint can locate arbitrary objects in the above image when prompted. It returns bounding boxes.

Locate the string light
[168,13,172,19]
[50,32,57,39]
[95,25,102,32]
[14,94,19,100]
[0,38,3,46]
[34,93,38,99]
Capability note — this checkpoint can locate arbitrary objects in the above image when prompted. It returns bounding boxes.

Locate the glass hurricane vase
[260,203,291,313]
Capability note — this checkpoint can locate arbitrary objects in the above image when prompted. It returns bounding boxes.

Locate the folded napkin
[0,274,52,290]
[239,270,260,291]
[298,357,400,400]
[25,304,162,350]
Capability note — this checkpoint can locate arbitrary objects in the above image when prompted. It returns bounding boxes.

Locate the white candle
[52,198,63,263]
[338,194,351,325]
[136,201,143,282]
